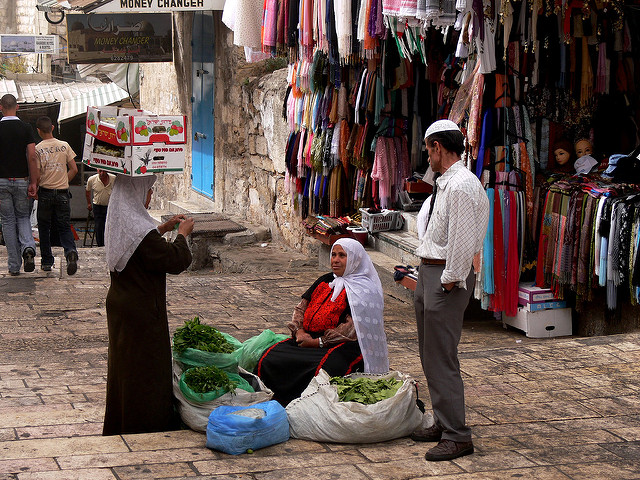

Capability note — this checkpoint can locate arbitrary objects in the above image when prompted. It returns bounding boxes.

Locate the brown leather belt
[421,258,446,265]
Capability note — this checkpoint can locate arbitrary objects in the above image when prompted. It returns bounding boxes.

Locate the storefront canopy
[0,78,129,122]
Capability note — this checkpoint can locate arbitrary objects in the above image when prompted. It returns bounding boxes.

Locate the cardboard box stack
[502,283,572,338]
[82,106,187,176]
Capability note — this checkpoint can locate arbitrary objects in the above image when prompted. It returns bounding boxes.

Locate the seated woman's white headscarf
[105,175,158,272]
[328,238,389,374]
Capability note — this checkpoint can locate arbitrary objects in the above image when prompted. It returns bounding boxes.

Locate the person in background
[102,175,193,435]
[34,116,79,275]
[256,237,389,406]
[412,119,489,462]
[85,169,116,247]
[0,94,38,276]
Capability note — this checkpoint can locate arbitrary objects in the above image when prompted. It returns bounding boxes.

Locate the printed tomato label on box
[128,144,185,176]
[86,107,99,135]
[114,116,131,144]
[130,115,187,145]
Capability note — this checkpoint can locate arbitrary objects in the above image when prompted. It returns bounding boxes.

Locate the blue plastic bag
[206,400,289,455]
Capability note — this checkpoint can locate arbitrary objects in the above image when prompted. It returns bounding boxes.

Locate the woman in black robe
[102,175,194,435]
[256,238,389,406]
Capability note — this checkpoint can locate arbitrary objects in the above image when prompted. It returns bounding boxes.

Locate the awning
[0,79,129,122]
[36,0,114,13]
[58,82,129,122]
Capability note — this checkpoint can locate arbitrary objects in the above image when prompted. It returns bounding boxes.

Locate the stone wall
[141,13,317,255]
[1,0,53,74]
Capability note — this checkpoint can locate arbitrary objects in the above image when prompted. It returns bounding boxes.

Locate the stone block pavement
[0,244,639,480]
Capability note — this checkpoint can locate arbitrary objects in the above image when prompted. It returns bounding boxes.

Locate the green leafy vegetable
[330,376,402,404]
[172,316,236,355]
[183,365,237,394]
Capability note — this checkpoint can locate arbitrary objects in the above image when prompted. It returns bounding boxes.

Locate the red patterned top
[302,273,349,333]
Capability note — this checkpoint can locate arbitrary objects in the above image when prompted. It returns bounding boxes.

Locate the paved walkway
[1,244,639,480]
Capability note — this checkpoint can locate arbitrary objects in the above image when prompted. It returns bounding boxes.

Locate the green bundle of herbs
[172,316,236,355]
[183,365,237,394]
[330,376,402,405]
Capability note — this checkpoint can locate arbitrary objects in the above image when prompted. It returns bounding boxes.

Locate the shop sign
[66,13,172,64]
[112,0,225,11]
[0,35,58,54]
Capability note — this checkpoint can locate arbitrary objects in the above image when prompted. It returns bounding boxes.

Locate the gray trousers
[414,263,474,442]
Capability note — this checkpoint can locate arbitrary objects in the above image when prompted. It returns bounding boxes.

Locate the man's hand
[27,183,37,199]
[442,282,455,293]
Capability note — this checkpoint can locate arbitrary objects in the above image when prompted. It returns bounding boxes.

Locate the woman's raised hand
[177,217,195,237]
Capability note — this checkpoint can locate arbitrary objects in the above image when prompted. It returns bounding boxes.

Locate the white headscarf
[105,175,158,272]
[328,238,389,374]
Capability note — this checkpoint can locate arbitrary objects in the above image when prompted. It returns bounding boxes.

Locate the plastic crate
[359,208,404,233]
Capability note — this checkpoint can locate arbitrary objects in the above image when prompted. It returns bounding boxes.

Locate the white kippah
[424,119,461,139]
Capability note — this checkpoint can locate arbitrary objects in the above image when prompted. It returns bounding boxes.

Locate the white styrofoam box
[82,136,184,176]
[127,144,185,176]
[502,307,572,338]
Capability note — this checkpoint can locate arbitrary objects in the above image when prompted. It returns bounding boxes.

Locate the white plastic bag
[286,369,423,443]
[173,361,274,432]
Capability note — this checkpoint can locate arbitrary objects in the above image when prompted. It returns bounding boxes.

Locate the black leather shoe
[424,439,474,461]
[23,248,35,272]
[66,252,78,276]
[410,423,444,442]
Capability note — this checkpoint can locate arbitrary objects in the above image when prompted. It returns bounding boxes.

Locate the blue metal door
[191,11,215,198]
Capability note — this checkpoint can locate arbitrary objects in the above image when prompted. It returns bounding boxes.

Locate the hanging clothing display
[222,0,640,316]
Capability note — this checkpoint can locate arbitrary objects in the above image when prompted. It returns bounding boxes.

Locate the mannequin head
[549,138,575,173]
[554,147,572,166]
[575,138,593,158]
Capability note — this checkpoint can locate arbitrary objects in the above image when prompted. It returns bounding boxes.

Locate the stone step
[368,228,421,268]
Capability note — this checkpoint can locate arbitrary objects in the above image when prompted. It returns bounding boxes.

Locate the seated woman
[255,238,389,406]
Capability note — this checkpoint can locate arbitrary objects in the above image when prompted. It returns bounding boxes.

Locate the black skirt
[255,338,364,406]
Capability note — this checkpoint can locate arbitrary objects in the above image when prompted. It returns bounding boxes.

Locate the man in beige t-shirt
[35,116,79,275]
[85,169,115,246]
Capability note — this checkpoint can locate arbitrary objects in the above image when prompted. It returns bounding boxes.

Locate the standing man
[0,94,38,276]
[34,116,79,275]
[412,120,489,461]
[85,169,115,247]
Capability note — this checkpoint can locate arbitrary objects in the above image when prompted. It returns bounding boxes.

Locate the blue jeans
[93,203,108,247]
[0,178,37,273]
[36,188,77,267]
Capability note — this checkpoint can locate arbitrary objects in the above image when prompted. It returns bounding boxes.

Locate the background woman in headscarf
[102,175,194,436]
[256,237,389,406]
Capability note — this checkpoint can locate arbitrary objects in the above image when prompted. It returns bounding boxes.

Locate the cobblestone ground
[0,244,639,480]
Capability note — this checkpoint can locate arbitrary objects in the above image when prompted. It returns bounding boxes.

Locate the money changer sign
[114,0,225,11]
[67,13,172,64]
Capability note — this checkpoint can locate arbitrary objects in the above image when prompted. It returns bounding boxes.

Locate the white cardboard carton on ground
[502,307,572,338]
